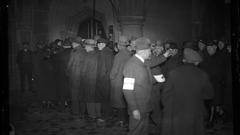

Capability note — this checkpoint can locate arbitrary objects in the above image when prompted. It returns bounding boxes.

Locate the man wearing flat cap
[122,37,159,135]
[161,48,214,135]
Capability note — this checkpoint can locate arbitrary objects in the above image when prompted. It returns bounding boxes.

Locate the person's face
[144,48,151,59]
[85,45,94,52]
[227,45,231,53]
[218,41,225,50]
[152,46,164,56]
[57,41,62,46]
[207,46,217,55]
[198,42,206,51]
[164,43,170,50]
[127,46,132,52]
[97,42,106,50]
[72,42,79,48]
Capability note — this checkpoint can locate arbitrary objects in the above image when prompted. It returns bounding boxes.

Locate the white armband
[123,78,135,90]
[153,74,166,82]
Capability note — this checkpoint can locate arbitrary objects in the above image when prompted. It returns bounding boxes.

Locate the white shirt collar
[135,54,145,63]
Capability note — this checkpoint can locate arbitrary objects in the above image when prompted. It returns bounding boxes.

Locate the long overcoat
[52,48,72,102]
[79,50,98,102]
[109,48,132,108]
[95,47,114,103]
[161,63,214,135]
[66,47,86,101]
[199,54,223,105]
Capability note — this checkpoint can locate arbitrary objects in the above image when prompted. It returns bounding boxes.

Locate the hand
[163,49,171,58]
[132,110,141,120]
[170,49,178,56]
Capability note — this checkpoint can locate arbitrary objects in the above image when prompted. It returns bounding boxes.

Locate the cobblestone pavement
[10,91,233,135]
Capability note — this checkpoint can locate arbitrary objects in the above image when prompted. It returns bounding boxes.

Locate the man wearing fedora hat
[80,39,101,120]
[122,37,158,135]
[95,38,114,122]
[67,36,86,117]
[161,48,214,135]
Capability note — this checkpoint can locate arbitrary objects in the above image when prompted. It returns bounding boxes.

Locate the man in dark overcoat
[16,42,34,93]
[80,39,100,119]
[161,48,214,135]
[95,38,114,120]
[199,43,224,127]
[110,35,132,126]
[66,37,86,117]
[122,37,155,135]
[52,40,72,111]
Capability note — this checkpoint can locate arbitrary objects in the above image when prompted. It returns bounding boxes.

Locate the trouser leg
[71,87,79,115]
[79,102,86,116]
[20,71,26,92]
[26,72,33,92]
[118,108,128,123]
[95,103,101,118]
[87,103,97,118]
[72,99,79,115]
[127,113,149,135]
[102,102,112,119]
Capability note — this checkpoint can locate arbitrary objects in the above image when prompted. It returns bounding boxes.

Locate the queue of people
[16,35,232,135]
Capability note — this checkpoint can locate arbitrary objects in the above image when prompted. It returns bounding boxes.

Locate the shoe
[115,121,128,128]
[97,118,105,123]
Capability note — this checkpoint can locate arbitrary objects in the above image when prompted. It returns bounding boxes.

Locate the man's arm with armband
[122,65,141,120]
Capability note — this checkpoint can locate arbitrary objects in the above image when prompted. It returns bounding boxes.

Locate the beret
[183,48,203,63]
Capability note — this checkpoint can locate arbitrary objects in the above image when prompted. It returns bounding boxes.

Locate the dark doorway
[77,18,106,39]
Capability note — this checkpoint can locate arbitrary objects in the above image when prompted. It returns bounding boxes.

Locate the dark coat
[67,47,86,81]
[161,63,214,135]
[222,52,232,119]
[95,47,114,103]
[123,55,153,113]
[79,50,98,102]
[35,50,57,101]
[16,50,34,72]
[110,48,132,108]
[161,53,183,78]
[199,53,224,105]
[52,48,72,101]
[150,65,163,126]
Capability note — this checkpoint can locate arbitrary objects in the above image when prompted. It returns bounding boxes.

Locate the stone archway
[63,6,107,38]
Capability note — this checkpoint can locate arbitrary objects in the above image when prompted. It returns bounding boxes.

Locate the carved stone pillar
[118,0,146,39]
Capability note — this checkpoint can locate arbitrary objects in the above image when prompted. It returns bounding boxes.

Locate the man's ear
[194,61,199,66]
[182,59,186,63]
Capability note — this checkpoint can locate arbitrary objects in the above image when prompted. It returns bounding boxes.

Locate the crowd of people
[16,34,232,135]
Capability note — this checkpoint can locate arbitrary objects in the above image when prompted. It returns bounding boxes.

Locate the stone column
[119,16,145,39]
[118,0,146,39]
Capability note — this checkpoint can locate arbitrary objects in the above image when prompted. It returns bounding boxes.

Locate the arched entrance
[77,18,106,39]
[64,7,107,39]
